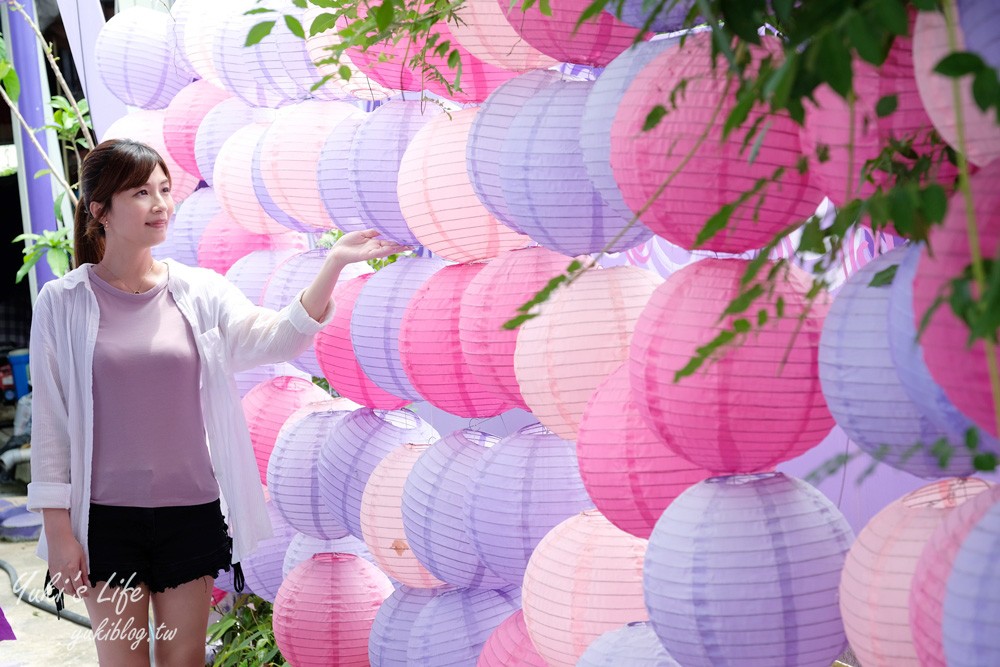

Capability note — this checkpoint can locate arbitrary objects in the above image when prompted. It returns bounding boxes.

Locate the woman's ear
[89,201,103,221]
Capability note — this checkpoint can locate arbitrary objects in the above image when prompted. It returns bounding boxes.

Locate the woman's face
[102,165,174,250]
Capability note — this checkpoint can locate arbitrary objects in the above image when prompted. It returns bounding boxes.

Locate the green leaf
[723,283,764,317]
[338,65,352,81]
[309,12,337,36]
[244,7,275,14]
[965,427,981,452]
[2,66,20,104]
[375,1,395,32]
[719,0,764,45]
[818,32,852,98]
[844,9,887,65]
[974,452,998,472]
[934,51,985,78]
[575,0,610,29]
[538,0,552,17]
[696,203,735,248]
[868,264,898,287]
[245,21,276,47]
[875,94,898,118]
[747,120,770,165]
[447,49,461,70]
[284,15,305,38]
[921,184,948,225]
[732,317,751,333]
[46,248,70,277]
[972,68,1000,113]
[292,0,307,7]
[33,168,51,179]
[642,104,667,132]
[871,0,908,36]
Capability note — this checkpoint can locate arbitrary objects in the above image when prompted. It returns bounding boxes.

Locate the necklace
[100,260,155,294]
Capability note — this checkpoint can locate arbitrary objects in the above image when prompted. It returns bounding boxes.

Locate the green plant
[207,594,289,667]
[12,227,72,282]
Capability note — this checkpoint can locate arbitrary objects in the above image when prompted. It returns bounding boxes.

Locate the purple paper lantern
[318,115,368,232]
[153,187,216,265]
[464,423,595,587]
[401,430,506,589]
[609,0,694,32]
[242,498,300,602]
[195,97,254,188]
[283,532,376,577]
[644,473,854,667]
[958,0,1000,71]
[578,622,681,667]
[251,128,310,233]
[210,1,292,108]
[233,362,310,399]
[318,408,440,539]
[225,248,302,306]
[370,586,448,667]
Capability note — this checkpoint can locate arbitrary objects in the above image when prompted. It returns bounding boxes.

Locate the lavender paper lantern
[233,362,309,399]
[214,119,292,235]
[152,187,218,265]
[283,532,375,578]
[317,115,368,233]
[477,610,547,667]
[210,0,294,108]
[242,498,299,602]
[577,622,681,667]
[464,423,595,586]
[177,0,229,86]
[224,248,301,306]
[958,0,1000,70]
[163,80,231,180]
[251,127,311,234]
[610,0,694,32]
[407,586,522,666]
[102,110,199,204]
[370,585,446,667]
[194,97,254,188]
[647,473,854,667]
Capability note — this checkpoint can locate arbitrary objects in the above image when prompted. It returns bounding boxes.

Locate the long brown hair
[73,139,171,267]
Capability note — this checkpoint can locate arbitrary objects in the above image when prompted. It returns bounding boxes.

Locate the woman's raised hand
[330,229,410,266]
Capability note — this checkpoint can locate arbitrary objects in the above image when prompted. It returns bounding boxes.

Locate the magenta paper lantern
[499,0,643,66]
[577,364,712,539]
[612,33,820,252]
[152,186,216,265]
[370,586,450,667]
[213,120,292,235]
[102,110,199,204]
[315,274,411,409]
[242,497,300,602]
[319,408,440,539]
[351,257,446,402]
[234,362,309,399]
[163,80,230,180]
[400,264,510,418]
[243,376,332,486]
[578,622,681,667]
[840,478,992,667]
[194,97,254,188]
[95,7,193,110]
[459,246,571,409]
[360,443,447,589]
[224,248,301,306]
[317,115,368,233]
[630,258,833,473]
[273,553,394,667]
[339,24,421,93]
[303,6,397,101]
[914,160,1000,438]
[197,212,307,275]
[450,0,556,71]
[465,423,595,587]
[399,108,528,262]
[646,473,854,667]
[477,610,546,667]
[521,510,648,667]
[283,532,375,578]
[515,265,662,439]
[407,586,522,666]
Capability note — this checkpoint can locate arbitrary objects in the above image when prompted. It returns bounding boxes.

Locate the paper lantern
[213,120,291,235]
[521,511,648,667]
[911,485,1000,667]
[630,258,833,473]
[465,423,595,586]
[577,364,712,539]
[612,33,820,252]
[840,478,992,667]
[914,160,1000,438]
[400,264,510,418]
[177,0,230,86]
[273,553,395,667]
[224,248,301,306]
[401,430,505,589]
[197,212,307,275]
[578,622,681,667]
[317,115,368,233]
[351,257,447,401]
[337,15,423,93]
[242,498,299,602]
[418,22,518,104]
[95,7,193,109]
[499,0,643,66]
[610,0,694,32]
[194,97,254,188]
[102,110,199,204]
[450,0,556,71]
[210,0,292,108]
[315,274,410,409]
[958,0,1000,70]
[303,5,397,101]
[459,246,571,409]
[243,376,332,486]
[647,473,854,667]
[515,265,662,439]
[399,109,528,262]
[283,532,375,577]
[407,586,522,666]
[819,247,973,477]
[233,362,309,399]
[360,443,446,588]
[251,128,311,235]
[152,187,215,265]
[167,0,197,73]
[349,100,445,245]
[370,586,446,667]
[477,610,546,667]
[319,408,440,539]
[163,80,231,180]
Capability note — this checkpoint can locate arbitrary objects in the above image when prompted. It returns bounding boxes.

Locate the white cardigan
[26,259,333,570]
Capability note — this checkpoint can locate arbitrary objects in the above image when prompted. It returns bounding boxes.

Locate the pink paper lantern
[459,246,571,409]
[400,264,510,418]
[398,108,528,263]
[273,553,394,667]
[418,21,518,104]
[360,444,447,589]
[630,258,833,473]
[303,6,396,101]
[213,120,291,235]
[163,80,231,181]
[338,16,423,93]
[197,212,306,275]
[577,364,712,539]
[914,160,1000,438]
[514,265,662,440]
[224,248,302,306]
[233,362,309,399]
[450,0,556,71]
[611,33,820,252]
[102,110,199,204]
[194,97,254,188]
[521,510,649,667]
[477,610,547,667]
[840,478,992,667]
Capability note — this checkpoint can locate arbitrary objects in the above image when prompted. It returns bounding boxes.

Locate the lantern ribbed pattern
[464,423,595,586]
[251,127,309,234]
[210,0,293,108]
[351,258,446,401]
[242,498,299,602]
[577,364,711,539]
[338,15,421,93]
[317,115,368,233]
[522,511,648,667]
[401,430,505,589]
[630,258,833,473]
[213,121,290,234]
[500,79,650,255]
[224,248,301,306]
[370,585,447,667]
[477,610,546,667]
[233,362,309,399]
[612,34,819,252]
[349,100,445,245]
[958,0,1000,69]
[315,274,410,409]
[243,376,332,486]
[197,213,306,275]
[95,7,193,110]
[399,109,527,263]
[319,408,440,539]
[153,187,217,266]
[249,1,337,105]
[407,586,522,666]
[303,6,396,101]
[177,0,229,85]
[515,265,662,440]
[283,532,375,578]
[647,473,854,667]
[577,621,681,667]
[360,444,446,589]
[449,0,556,71]
[612,0,693,31]
[418,22,518,104]
[459,247,571,409]
[102,110,199,204]
[400,264,510,418]
[194,97,254,188]
[167,0,197,73]
[840,478,992,667]
[163,80,230,180]
[273,553,395,667]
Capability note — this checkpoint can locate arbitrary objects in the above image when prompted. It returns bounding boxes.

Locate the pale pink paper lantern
[514,265,662,440]
[213,120,292,235]
[194,97,254,188]
[840,478,992,667]
[102,110,199,204]
[521,510,648,667]
[177,0,230,87]
[459,246,571,409]
[399,108,527,263]
[577,364,712,539]
[303,6,396,101]
[450,0,556,72]
[477,610,547,667]
[360,443,447,589]
[630,258,833,473]
[400,264,510,418]
[167,0,197,73]
[197,212,307,275]
[611,33,820,252]
[163,80,231,181]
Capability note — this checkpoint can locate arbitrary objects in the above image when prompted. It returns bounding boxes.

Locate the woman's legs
[83,579,152,667]
[150,575,214,667]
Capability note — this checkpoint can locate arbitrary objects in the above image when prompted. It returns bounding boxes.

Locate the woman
[25,138,405,665]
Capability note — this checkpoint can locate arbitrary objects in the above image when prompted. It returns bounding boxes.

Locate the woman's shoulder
[164,259,227,288]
